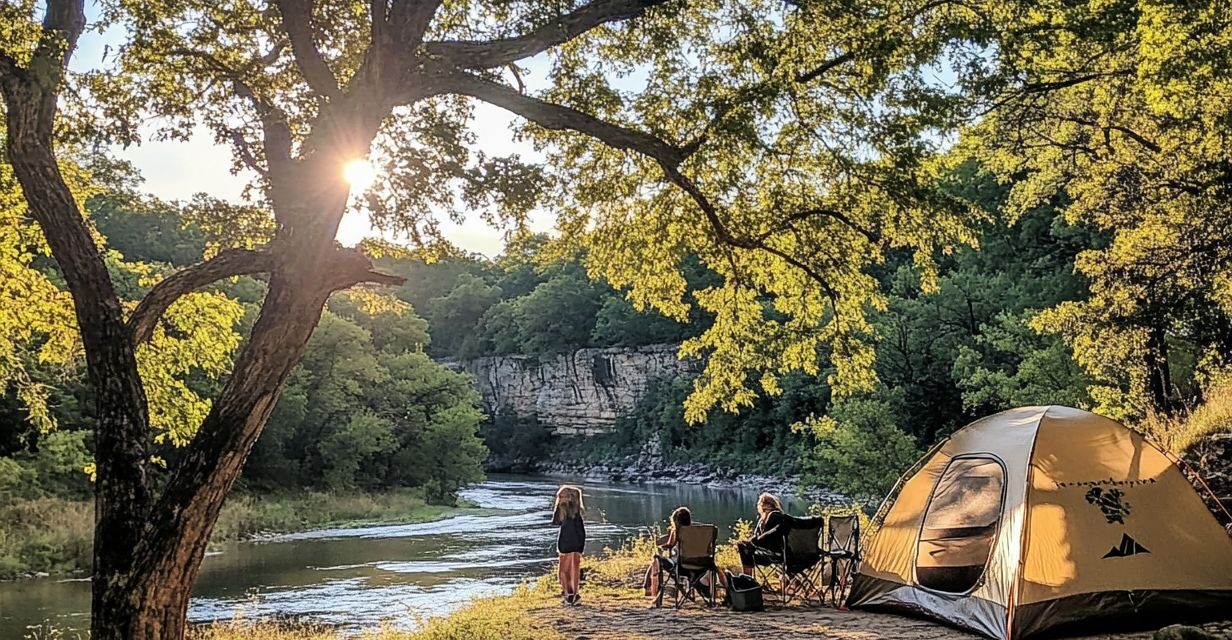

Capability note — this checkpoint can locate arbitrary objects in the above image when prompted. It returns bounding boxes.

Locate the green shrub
[797,393,921,500]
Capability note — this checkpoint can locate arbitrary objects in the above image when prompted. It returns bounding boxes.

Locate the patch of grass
[1141,376,1232,455]
[406,586,561,640]
[211,490,479,541]
[189,620,340,640]
[0,497,92,580]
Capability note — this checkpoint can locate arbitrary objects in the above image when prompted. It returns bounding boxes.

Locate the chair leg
[836,557,856,608]
[826,557,854,607]
[654,563,667,608]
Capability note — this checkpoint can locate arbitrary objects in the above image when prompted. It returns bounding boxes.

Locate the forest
[3,0,1232,637]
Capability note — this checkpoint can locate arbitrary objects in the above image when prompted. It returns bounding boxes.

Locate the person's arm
[751,512,785,547]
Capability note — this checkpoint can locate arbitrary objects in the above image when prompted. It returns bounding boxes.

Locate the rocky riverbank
[533,460,847,504]
[488,434,847,505]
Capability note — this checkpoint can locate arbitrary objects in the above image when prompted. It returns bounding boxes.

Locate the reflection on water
[0,475,798,636]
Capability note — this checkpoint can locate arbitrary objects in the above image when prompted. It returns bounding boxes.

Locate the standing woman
[552,485,586,605]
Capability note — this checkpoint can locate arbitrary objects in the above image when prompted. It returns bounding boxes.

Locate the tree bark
[101,270,333,639]
[2,64,154,640]
[90,167,396,639]
[1145,324,1173,414]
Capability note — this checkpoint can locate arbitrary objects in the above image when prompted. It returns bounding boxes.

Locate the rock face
[452,344,700,435]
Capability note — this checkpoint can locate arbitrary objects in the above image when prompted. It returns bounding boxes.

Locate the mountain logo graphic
[1103,533,1150,558]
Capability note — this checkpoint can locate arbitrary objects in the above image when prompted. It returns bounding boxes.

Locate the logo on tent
[1103,533,1150,558]
[1085,487,1132,524]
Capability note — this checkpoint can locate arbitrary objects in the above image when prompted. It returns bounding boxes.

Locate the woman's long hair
[553,485,585,522]
[756,492,783,518]
[669,506,692,533]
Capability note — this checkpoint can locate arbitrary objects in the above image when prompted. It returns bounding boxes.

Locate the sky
[69,4,554,257]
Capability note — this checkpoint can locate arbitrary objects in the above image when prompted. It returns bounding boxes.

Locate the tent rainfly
[847,405,1232,639]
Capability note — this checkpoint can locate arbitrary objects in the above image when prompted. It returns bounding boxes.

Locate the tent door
[914,456,1006,594]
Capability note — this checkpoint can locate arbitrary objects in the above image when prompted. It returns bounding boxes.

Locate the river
[0,475,802,638]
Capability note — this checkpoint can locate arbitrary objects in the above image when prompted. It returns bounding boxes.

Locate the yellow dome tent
[847,406,1232,639]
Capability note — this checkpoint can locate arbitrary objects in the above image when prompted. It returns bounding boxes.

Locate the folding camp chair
[753,515,825,606]
[654,524,722,609]
[824,514,861,607]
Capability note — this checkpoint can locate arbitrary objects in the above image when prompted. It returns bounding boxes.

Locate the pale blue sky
[70,3,552,257]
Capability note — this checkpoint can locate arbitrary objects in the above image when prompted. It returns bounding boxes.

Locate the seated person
[645,506,692,597]
[737,492,788,575]
[645,506,728,598]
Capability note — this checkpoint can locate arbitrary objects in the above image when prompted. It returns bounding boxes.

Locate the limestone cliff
[448,344,699,435]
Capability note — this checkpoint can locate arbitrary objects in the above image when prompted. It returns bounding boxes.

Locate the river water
[0,475,800,638]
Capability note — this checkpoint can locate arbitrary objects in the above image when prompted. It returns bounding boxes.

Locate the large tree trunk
[94,272,333,639]
[3,4,407,637]
[2,48,155,640]
[88,165,372,639]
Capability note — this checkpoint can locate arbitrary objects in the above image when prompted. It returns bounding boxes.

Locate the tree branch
[795,51,854,84]
[274,0,342,100]
[444,72,690,165]
[319,246,408,291]
[443,73,840,304]
[35,0,87,68]
[423,0,672,68]
[166,48,295,171]
[226,128,269,176]
[756,207,879,244]
[1020,71,1131,94]
[128,249,276,345]
[388,0,444,51]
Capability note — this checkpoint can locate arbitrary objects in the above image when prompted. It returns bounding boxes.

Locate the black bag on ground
[725,570,764,611]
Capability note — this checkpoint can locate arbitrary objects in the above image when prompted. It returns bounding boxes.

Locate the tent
[847,405,1232,639]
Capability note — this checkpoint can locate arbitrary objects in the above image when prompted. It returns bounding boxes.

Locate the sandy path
[525,592,1232,640]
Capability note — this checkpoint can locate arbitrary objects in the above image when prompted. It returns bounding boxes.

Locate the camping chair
[654,524,721,609]
[823,514,861,607]
[754,515,825,606]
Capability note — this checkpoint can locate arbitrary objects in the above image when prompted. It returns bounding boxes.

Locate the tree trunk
[1145,324,1173,413]
[3,8,399,637]
[2,77,155,638]
[89,163,363,638]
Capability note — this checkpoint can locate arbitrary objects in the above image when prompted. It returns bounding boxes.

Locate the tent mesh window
[915,456,1005,594]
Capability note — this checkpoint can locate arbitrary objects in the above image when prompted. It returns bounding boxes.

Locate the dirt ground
[524,591,1232,640]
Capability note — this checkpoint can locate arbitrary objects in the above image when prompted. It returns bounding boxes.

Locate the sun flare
[343,159,376,190]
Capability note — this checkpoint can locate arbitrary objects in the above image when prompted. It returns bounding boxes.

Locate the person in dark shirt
[737,492,787,575]
[552,485,586,605]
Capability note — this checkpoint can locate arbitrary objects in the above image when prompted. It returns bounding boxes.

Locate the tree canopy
[94,0,994,426]
[4,0,1232,636]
